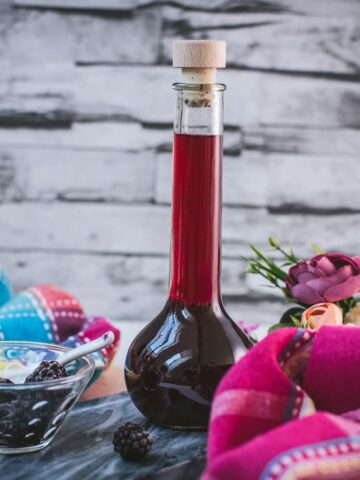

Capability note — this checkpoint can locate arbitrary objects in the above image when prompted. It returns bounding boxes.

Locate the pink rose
[286,253,360,305]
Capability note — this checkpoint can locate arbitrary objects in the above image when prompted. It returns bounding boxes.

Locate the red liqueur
[170,133,222,305]
[125,130,253,430]
[125,41,253,430]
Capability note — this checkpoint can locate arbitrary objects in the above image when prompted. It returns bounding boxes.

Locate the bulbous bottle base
[125,300,253,430]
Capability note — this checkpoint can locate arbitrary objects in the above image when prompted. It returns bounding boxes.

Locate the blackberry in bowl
[0,342,94,454]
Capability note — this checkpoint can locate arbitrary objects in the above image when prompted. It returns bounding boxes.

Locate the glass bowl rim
[0,341,95,389]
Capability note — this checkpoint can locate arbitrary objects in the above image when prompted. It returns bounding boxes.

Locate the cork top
[173,40,226,68]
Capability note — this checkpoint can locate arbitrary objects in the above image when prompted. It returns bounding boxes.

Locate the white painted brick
[0,147,155,202]
[12,0,360,17]
[245,126,360,156]
[162,8,360,74]
[0,8,161,64]
[268,153,360,210]
[3,64,360,127]
[0,123,144,149]
[0,203,359,258]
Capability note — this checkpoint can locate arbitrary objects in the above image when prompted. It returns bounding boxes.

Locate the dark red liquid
[170,134,222,304]
[125,133,253,430]
[125,301,252,429]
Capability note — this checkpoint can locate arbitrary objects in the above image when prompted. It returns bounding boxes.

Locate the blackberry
[113,422,153,461]
[25,361,67,383]
[0,378,13,384]
[0,387,70,448]
[0,393,48,447]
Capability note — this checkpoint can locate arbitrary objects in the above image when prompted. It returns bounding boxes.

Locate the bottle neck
[169,84,225,305]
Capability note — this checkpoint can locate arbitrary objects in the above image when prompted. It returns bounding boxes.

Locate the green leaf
[268,322,295,333]
[266,237,299,264]
[290,315,303,327]
[310,242,325,255]
[336,296,357,315]
[268,237,279,248]
[249,244,288,281]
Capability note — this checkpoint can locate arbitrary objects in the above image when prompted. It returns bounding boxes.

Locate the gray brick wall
[0,0,360,336]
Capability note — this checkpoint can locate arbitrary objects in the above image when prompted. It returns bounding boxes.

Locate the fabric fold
[204,326,360,480]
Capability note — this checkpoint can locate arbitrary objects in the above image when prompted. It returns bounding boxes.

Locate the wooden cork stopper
[173,40,226,69]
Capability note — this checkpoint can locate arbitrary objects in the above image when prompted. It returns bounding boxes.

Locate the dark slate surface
[0,392,207,480]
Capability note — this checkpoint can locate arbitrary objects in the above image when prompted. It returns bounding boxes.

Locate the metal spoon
[2,332,115,383]
[58,331,115,366]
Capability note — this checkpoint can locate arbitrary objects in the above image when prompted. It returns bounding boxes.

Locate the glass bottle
[125,42,254,430]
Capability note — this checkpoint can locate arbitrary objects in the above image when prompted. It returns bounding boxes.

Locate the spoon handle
[58,331,115,366]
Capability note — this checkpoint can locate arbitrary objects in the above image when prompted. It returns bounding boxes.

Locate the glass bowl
[0,341,94,454]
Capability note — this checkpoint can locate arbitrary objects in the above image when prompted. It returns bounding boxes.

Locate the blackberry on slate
[113,422,153,461]
[25,361,67,383]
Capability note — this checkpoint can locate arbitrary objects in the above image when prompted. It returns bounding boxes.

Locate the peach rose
[301,303,343,331]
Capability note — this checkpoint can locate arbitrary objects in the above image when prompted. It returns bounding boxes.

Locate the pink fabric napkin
[203,326,360,480]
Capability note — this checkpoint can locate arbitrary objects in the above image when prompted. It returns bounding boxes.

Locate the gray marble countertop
[0,393,207,480]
